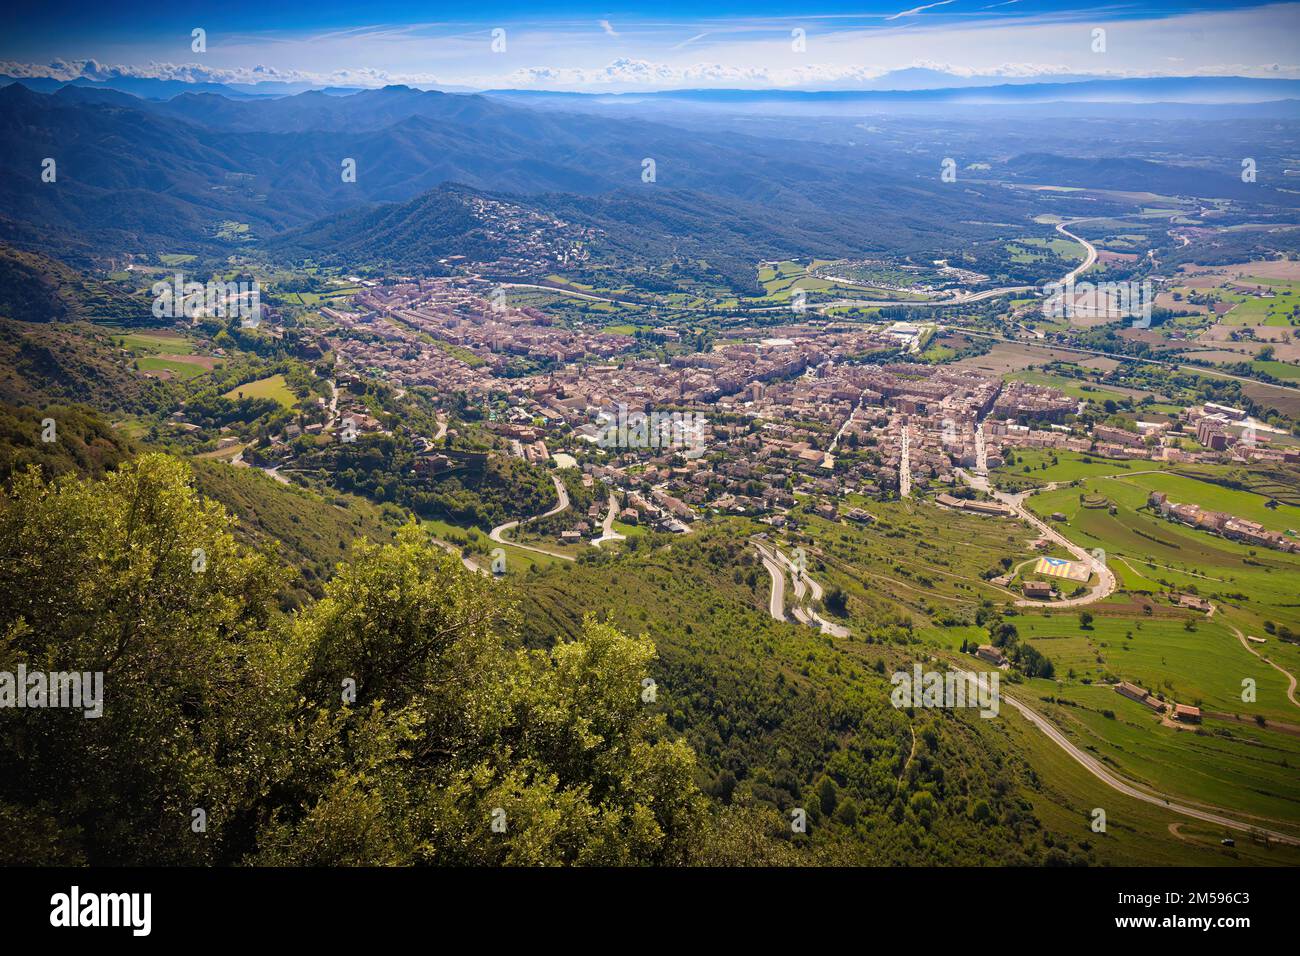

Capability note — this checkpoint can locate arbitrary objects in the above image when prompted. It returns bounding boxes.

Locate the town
[197,276,1299,557]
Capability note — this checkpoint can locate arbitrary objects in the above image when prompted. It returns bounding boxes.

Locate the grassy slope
[191,459,399,606]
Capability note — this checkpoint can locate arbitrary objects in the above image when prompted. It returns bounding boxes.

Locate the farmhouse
[1115,681,1167,713]
[975,645,1007,666]
[1175,593,1212,613]
[1172,703,1202,724]
[1022,580,1054,599]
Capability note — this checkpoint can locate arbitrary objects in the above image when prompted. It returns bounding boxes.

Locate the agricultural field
[1010,614,1297,724]
[997,691,1300,865]
[113,328,223,380]
[1252,359,1300,380]
[788,502,1035,628]
[754,260,883,303]
[1023,475,1300,635]
[1019,678,1300,835]
[1005,236,1085,264]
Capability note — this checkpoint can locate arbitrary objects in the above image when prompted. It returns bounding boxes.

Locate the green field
[1215,279,1300,327]
[1023,475,1300,637]
[136,356,209,380]
[1007,369,1131,403]
[995,448,1173,489]
[1112,471,1300,532]
[222,373,296,408]
[1253,359,1300,380]
[1019,678,1300,836]
[1007,614,1297,724]
[114,329,195,355]
[997,688,1300,865]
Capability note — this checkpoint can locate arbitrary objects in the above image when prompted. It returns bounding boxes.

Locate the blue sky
[2,1,1297,91]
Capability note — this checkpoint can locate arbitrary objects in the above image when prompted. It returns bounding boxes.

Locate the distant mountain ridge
[487,75,1300,107]
[4,70,1298,104]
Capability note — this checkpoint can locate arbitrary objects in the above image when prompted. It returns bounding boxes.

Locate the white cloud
[673,32,710,50]
[8,54,1300,94]
[886,1,956,21]
[599,20,619,37]
[4,5,1299,93]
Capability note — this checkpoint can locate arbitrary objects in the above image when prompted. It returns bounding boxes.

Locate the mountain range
[1,79,1294,290]
[0,82,1040,284]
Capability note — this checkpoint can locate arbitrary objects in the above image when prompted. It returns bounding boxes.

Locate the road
[754,541,850,637]
[326,379,339,430]
[1001,688,1300,845]
[828,387,868,454]
[592,493,626,548]
[1225,619,1300,710]
[431,538,489,577]
[1055,218,1099,284]
[228,446,292,485]
[488,474,575,562]
[758,549,787,621]
[955,468,1117,608]
[899,421,912,498]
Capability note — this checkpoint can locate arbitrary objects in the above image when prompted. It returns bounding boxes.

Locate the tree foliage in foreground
[0,454,710,865]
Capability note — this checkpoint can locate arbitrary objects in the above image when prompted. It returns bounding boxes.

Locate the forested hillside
[523,529,1095,865]
[0,456,714,865]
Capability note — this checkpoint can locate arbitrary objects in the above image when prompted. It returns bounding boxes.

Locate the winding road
[1055,218,1099,284]
[592,492,626,548]
[1000,686,1300,845]
[759,550,787,622]
[1225,619,1300,711]
[955,468,1117,608]
[754,541,850,637]
[488,474,575,562]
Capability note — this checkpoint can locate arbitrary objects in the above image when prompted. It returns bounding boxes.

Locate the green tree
[0,455,711,866]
